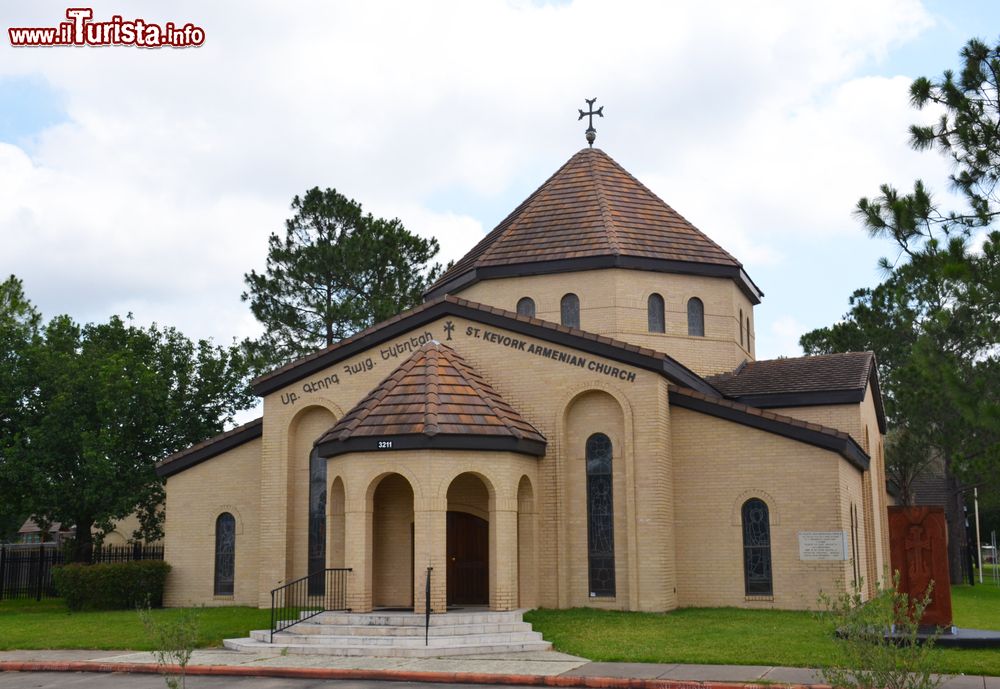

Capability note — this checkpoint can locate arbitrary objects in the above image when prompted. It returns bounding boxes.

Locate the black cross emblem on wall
[443,321,455,341]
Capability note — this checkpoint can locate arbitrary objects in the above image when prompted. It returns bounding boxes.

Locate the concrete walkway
[0,649,996,689]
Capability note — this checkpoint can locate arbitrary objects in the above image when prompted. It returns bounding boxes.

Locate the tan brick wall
[162,310,876,614]
[162,438,261,606]
[671,408,863,610]
[456,269,755,376]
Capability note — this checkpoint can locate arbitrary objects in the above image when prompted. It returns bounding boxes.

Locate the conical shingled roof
[314,341,546,458]
[426,148,760,301]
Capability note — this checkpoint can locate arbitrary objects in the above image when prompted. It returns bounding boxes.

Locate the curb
[0,660,827,689]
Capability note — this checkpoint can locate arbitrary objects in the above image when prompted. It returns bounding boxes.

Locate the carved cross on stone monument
[578,98,604,147]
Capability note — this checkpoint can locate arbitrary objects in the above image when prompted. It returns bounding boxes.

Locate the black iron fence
[0,543,164,601]
[270,568,351,642]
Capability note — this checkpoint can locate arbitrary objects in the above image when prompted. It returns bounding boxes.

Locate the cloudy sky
[2,0,996,372]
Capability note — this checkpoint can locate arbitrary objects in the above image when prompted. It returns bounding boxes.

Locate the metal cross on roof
[578,98,603,147]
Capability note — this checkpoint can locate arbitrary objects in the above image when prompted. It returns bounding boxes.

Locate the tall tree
[11,314,255,560]
[0,275,40,540]
[243,187,443,367]
[801,38,1000,581]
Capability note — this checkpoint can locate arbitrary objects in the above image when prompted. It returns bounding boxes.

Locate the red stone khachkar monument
[887,506,953,628]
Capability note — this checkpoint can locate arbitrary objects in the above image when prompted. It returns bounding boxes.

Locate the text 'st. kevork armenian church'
[157,120,891,620]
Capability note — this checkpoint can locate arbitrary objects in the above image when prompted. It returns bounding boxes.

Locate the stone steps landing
[224,609,552,658]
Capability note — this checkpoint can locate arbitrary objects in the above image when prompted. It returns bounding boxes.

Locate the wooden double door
[446,511,488,606]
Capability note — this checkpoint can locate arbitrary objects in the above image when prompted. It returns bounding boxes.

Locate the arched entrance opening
[372,473,414,608]
[446,473,490,606]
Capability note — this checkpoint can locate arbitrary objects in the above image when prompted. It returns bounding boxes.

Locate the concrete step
[224,636,552,657]
[310,610,526,626]
[270,621,534,637]
[248,629,545,647]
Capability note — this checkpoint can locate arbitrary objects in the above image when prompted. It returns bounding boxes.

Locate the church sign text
[464,326,636,383]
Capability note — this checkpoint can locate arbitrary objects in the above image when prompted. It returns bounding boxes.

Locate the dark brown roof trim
[424,255,763,305]
[253,296,719,398]
[728,389,866,409]
[156,417,263,479]
[317,433,546,458]
[669,388,870,472]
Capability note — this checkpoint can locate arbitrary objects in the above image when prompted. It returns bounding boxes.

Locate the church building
[157,140,891,616]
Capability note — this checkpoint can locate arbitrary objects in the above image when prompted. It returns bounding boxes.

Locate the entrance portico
[316,340,545,614]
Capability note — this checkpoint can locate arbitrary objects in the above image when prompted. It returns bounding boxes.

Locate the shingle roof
[426,148,760,301]
[315,341,546,457]
[707,352,876,397]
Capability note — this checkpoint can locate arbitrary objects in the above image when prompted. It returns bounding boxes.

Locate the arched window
[687,297,705,337]
[561,293,580,329]
[214,512,236,596]
[746,316,751,347]
[308,448,327,595]
[586,433,615,597]
[647,293,665,333]
[741,499,772,596]
[516,297,536,318]
[739,308,744,346]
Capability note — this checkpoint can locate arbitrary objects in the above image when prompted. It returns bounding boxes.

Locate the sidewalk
[0,649,995,689]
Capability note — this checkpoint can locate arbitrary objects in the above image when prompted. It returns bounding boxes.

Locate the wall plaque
[799,531,848,561]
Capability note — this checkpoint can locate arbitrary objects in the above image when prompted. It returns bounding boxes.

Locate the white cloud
[0,0,944,351]
[760,314,808,361]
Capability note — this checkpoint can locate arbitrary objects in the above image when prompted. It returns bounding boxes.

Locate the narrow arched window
[586,433,615,597]
[687,297,705,337]
[308,448,327,595]
[741,499,772,596]
[516,297,536,318]
[746,316,751,347]
[561,293,580,329]
[647,293,665,333]
[214,512,236,596]
[740,308,744,346]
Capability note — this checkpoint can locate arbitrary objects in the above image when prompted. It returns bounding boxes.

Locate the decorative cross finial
[578,97,603,147]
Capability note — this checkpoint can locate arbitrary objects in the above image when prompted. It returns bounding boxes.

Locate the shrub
[138,604,200,689]
[816,574,942,689]
[53,560,171,611]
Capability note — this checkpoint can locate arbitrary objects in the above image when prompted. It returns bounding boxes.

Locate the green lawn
[0,599,270,651]
[525,584,1000,676]
[1,587,998,675]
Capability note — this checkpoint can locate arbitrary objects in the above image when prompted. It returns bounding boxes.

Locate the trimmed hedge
[53,560,171,611]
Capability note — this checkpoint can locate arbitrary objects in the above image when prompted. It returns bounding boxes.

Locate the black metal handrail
[270,568,351,642]
[424,566,433,646]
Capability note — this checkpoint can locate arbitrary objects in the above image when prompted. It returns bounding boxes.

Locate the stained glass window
[214,512,235,596]
[647,293,665,333]
[561,293,580,329]
[586,433,615,597]
[308,448,327,595]
[687,297,704,337]
[741,499,772,596]
[517,297,536,318]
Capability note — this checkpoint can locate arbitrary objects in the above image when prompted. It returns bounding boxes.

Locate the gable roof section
[668,386,870,471]
[156,417,263,478]
[315,341,546,458]
[707,352,887,433]
[424,148,762,304]
[252,294,717,397]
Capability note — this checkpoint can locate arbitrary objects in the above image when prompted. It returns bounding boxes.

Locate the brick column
[490,497,519,611]
[344,500,372,612]
[413,497,447,613]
